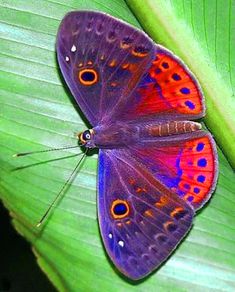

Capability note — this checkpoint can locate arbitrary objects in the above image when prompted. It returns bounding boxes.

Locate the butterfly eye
[111,199,130,219]
[79,129,93,145]
[78,68,98,86]
[82,130,91,141]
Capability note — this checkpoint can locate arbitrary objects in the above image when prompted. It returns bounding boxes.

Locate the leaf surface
[0,0,235,291]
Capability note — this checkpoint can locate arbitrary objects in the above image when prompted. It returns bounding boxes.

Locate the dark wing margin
[98,149,194,280]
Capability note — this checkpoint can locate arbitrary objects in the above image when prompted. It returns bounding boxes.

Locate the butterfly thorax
[79,121,202,149]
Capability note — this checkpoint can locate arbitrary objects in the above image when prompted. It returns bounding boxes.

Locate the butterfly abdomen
[92,121,201,149]
[141,121,202,138]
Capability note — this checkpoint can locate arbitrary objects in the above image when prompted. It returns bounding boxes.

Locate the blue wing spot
[197,175,206,183]
[187,196,194,202]
[162,62,169,69]
[183,183,190,190]
[172,73,181,81]
[196,142,205,151]
[194,187,200,194]
[180,87,190,94]
[114,203,128,215]
[185,100,195,109]
[198,158,207,167]
[155,68,162,74]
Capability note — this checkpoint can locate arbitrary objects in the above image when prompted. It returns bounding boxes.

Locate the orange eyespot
[78,68,98,86]
[111,199,130,219]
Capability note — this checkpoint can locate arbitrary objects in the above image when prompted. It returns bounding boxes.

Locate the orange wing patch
[128,49,204,119]
[178,136,216,206]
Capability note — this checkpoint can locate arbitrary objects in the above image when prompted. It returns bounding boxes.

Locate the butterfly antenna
[13,145,80,157]
[36,148,88,227]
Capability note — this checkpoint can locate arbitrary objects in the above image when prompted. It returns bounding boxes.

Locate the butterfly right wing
[98,149,194,280]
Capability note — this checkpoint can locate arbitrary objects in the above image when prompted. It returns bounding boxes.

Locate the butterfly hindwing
[57,11,155,126]
[98,149,194,280]
[127,130,218,210]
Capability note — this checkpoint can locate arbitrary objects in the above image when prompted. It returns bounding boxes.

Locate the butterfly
[56,11,218,280]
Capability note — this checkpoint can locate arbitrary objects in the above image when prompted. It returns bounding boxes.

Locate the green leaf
[0,0,235,291]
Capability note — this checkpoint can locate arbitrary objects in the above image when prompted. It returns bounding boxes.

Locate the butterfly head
[78,129,95,148]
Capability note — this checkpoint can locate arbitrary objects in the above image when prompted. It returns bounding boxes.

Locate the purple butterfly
[56,11,218,280]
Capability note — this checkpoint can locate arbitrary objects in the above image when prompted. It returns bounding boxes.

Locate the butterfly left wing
[57,11,155,126]
[98,149,194,280]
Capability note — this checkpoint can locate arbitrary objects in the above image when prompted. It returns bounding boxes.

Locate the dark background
[0,201,56,292]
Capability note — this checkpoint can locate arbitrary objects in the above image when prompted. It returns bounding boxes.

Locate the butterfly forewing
[57,11,155,126]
